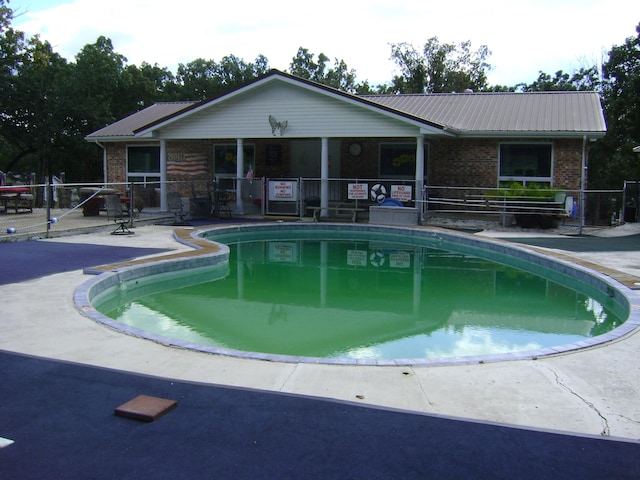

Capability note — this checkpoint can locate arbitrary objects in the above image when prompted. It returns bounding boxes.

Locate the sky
[9,0,640,88]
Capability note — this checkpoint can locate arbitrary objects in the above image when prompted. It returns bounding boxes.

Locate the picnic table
[0,186,34,214]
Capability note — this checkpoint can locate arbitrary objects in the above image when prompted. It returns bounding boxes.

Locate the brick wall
[553,138,583,190]
[340,138,405,179]
[104,137,585,191]
[428,138,584,190]
[429,138,498,187]
[105,143,126,183]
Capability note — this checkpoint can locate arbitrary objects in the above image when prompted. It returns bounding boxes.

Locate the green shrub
[486,182,561,200]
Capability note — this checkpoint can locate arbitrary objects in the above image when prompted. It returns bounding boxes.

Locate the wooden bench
[307,205,366,223]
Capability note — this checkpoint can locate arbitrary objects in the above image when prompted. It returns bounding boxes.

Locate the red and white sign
[348,183,369,200]
[268,181,298,201]
[391,185,413,202]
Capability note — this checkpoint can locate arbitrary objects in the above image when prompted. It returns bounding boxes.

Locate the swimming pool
[77,223,640,366]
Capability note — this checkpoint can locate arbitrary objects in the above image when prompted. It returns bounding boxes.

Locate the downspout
[160,139,167,211]
[94,141,107,185]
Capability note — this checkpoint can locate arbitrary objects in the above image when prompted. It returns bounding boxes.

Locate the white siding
[155,82,425,139]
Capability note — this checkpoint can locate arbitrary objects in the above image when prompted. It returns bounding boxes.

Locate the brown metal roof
[363,91,606,136]
[85,71,606,141]
[85,102,196,140]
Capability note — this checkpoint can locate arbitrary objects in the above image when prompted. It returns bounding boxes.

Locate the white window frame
[498,142,554,186]
[126,144,161,185]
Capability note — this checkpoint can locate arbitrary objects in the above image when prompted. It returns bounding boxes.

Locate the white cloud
[11,0,640,87]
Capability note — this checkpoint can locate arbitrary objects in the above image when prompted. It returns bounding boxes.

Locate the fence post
[298,178,304,219]
[129,180,135,226]
[422,185,428,222]
[45,179,51,238]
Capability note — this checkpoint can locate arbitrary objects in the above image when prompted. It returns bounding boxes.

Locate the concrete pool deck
[2,222,640,441]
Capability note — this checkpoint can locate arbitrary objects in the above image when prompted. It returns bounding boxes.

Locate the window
[379,143,425,178]
[213,144,255,176]
[127,145,160,184]
[499,143,552,186]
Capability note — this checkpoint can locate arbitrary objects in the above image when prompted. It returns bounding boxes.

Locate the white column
[236,138,244,215]
[320,137,329,217]
[160,139,168,211]
[415,135,425,204]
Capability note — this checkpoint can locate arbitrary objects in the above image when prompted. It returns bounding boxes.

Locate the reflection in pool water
[93,236,624,361]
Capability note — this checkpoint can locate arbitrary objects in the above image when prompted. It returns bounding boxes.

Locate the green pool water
[93,234,624,361]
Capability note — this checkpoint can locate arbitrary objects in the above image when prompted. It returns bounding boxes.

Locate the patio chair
[212,187,232,218]
[168,191,190,225]
[105,194,134,235]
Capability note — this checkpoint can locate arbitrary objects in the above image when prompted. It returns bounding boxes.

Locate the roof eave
[455,130,607,139]
[85,135,131,142]
[85,134,159,142]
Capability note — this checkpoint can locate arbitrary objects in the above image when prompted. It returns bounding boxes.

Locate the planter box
[369,206,419,226]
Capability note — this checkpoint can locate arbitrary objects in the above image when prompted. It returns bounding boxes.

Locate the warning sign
[348,183,369,200]
[268,181,298,201]
[391,185,412,202]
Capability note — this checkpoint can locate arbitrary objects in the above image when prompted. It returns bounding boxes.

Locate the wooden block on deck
[114,394,177,422]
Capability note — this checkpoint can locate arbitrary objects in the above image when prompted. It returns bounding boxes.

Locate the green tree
[589,23,640,189]
[73,36,128,125]
[516,67,601,92]
[288,47,360,93]
[215,54,269,87]
[120,62,177,107]
[176,54,269,101]
[1,35,77,184]
[0,0,31,171]
[389,38,492,93]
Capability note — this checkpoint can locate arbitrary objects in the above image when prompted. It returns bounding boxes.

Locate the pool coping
[74,222,640,367]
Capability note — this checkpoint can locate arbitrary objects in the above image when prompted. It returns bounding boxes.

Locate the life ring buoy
[370,250,385,267]
[370,184,387,203]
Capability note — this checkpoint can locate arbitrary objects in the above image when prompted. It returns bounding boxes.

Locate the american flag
[167,154,208,176]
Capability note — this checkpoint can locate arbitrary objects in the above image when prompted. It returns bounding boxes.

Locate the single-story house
[85,69,606,217]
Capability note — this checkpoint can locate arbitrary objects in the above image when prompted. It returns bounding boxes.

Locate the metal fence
[423,185,628,228]
[0,180,176,241]
[1,177,634,241]
[623,180,640,224]
[264,177,418,218]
